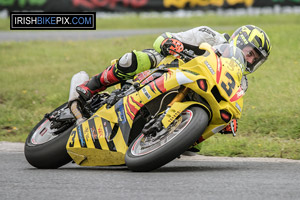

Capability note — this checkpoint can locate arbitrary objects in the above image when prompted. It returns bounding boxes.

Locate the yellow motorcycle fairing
[160,43,245,141]
[66,43,245,166]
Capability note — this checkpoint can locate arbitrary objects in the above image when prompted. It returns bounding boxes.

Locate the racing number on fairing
[69,130,76,147]
[221,72,236,96]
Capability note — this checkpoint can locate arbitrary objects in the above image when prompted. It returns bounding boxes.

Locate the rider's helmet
[229,25,271,75]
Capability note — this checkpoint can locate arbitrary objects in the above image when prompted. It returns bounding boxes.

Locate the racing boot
[76,64,121,101]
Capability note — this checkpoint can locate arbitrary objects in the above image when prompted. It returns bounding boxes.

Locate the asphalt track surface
[1,142,300,200]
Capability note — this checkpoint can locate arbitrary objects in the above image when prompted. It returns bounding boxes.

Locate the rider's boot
[76,64,121,101]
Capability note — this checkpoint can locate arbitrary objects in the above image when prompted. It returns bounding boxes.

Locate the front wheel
[24,103,76,169]
[125,106,209,172]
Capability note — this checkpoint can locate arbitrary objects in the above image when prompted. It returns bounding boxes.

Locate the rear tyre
[125,106,209,172]
[24,103,76,169]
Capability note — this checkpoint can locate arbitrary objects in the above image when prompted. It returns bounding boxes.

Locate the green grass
[0,14,300,159]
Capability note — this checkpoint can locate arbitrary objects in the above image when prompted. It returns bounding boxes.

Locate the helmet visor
[245,44,268,74]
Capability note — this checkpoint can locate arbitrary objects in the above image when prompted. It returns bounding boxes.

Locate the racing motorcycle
[24,43,246,172]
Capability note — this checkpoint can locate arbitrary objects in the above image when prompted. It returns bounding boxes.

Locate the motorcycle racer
[73,25,271,140]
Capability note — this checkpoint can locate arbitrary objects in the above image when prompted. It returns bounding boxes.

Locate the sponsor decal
[204,61,215,75]
[116,100,128,124]
[115,99,131,143]
[142,87,152,99]
[235,102,242,112]
[230,86,245,102]
[84,127,90,141]
[199,27,216,37]
[90,127,97,141]
[101,118,116,151]
[98,128,104,138]
[77,125,87,148]
[88,119,102,149]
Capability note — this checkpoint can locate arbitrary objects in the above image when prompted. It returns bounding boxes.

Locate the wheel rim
[130,109,193,156]
[30,119,58,145]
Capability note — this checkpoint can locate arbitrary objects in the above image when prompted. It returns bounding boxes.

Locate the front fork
[168,87,190,106]
[142,87,190,135]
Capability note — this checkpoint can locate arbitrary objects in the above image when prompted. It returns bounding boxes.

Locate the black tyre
[24,103,76,169]
[125,106,209,172]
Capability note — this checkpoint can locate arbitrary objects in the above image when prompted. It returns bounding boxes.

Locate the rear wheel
[125,106,209,172]
[24,103,76,169]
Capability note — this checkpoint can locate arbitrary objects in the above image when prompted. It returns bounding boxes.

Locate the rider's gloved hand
[160,38,184,58]
[220,119,238,134]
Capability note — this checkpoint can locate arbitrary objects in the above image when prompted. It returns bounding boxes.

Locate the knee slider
[119,52,133,68]
[117,52,137,73]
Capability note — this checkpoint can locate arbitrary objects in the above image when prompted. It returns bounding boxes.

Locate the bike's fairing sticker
[230,86,245,102]
[145,75,167,95]
[88,118,102,149]
[77,125,87,148]
[115,98,131,144]
[175,70,193,85]
[101,118,116,152]
[216,55,222,84]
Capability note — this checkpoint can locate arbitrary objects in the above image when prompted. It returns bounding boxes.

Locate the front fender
[161,101,211,129]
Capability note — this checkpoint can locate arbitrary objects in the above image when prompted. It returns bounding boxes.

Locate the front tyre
[125,106,209,172]
[24,103,76,169]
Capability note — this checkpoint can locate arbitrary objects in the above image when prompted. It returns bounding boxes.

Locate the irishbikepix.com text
[10,12,96,30]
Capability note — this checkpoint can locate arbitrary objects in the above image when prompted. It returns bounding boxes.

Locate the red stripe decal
[125,103,134,120]
[149,82,156,93]
[127,96,139,115]
[216,55,222,84]
[230,87,245,102]
[130,96,144,108]
[154,76,167,93]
